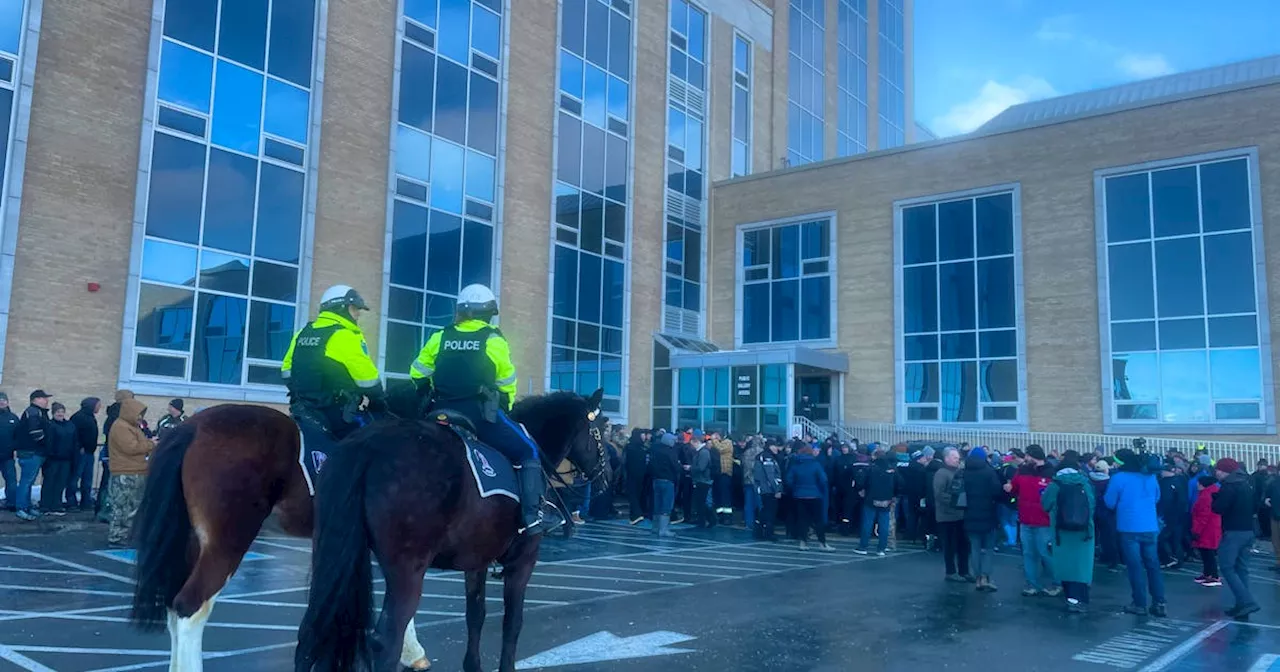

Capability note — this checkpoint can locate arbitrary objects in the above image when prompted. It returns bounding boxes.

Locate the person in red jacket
[1191,475,1223,587]
[1005,444,1060,596]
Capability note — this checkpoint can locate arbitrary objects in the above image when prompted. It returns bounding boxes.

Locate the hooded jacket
[962,456,1003,534]
[623,429,648,484]
[692,443,716,485]
[1009,462,1055,527]
[1191,483,1222,549]
[785,453,828,499]
[70,398,100,456]
[47,413,79,461]
[0,404,16,458]
[753,449,784,495]
[647,434,681,482]
[711,437,734,475]
[107,399,152,475]
[741,438,764,487]
[1212,471,1256,532]
[933,462,964,523]
[864,457,901,504]
[1104,464,1161,534]
[1041,467,1096,585]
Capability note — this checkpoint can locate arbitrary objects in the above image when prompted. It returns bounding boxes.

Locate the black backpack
[948,470,967,509]
[1055,482,1092,542]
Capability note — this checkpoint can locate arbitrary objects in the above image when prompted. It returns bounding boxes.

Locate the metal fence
[794,417,1280,466]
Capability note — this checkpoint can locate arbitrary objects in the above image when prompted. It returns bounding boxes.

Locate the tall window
[876,0,904,149]
[549,0,632,417]
[128,0,320,389]
[663,0,706,334]
[787,0,824,166]
[740,216,833,345]
[730,34,752,177]
[898,189,1022,424]
[1099,153,1271,429]
[835,0,867,156]
[383,0,504,378]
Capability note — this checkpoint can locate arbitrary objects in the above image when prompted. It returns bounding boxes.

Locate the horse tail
[130,422,198,631]
[295,443,375,671]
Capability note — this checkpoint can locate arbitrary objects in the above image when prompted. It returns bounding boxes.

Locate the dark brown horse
[294,389,610,672]
[128,404,432,671]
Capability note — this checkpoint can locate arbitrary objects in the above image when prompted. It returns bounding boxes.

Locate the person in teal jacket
[1042,450,1096,613]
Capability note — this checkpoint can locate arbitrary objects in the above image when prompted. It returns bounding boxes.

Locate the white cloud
[1116,53,1175,79]
[930,77,1059,137]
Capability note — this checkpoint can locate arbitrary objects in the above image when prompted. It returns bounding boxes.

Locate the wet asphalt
[0,517,1278,671]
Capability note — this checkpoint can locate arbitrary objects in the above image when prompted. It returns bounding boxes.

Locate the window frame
[734,211,839,350]
[893,183,1028,429]
[730,30,752,178]
[875,0,904,150]
[118,0,328,402]
[1095,147,1275,435]
[834,0,867,157]
[786,0,825,166]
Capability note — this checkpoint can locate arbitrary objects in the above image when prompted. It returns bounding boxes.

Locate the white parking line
[2,546,135,585]
[525,570,692,587]
[549,561,735,580]
[421,575,628,594]
[0,567,98,576]
[253,539,311,553]
[1137,620,1230,672]
[0,584,133,597]
[681,546,827,562]
[574,557,737,577]
[7,646,167,656]
[654,553,807,569]
[0,643,57,672]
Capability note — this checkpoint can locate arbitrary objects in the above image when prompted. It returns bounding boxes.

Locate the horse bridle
[550,422,609,487]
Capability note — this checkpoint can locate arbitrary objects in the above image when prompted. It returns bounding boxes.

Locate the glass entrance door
[795,373,832,423]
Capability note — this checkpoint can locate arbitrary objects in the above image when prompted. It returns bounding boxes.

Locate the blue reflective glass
[686,117,703,169]
[938,261,974,331]
[158,106,208,137]
[904,334,936,361]
[937,199,973,261]
[800,276,829,340]
[904,362,938,404]
[192,293,247,385]
[608,11,630,79]
[603,259,623,327]
[771,225,799,279]
[211,61,264,154]
[465,150,495,203]
[405,0,438,27]
[388,286,424,322]
[605,134,626,202]
[264,78,309,144]
[164,0,217,51]
[578,252,602,323]
[771,280,799,341]
[1152,166,1198,238]
[607,76,628,121]
[577,355,599,395]
[1112,352,1157,401]
[558,113,581,187]
[562,0,586,56]
[683,280,699,311]
[218,0,268,70]
[159,41,214,113]
[1159,350,1210,423]
[248,301,296,360]
[255,164,305,263]
[1155,237,1203,318]
[581,125,605,196]
[146,132,207,244]
[975,193,1013,257]
[1106,173,1150,243]
[268,0,317,88]
[585,0,609,68]
[553,245,577,318]
[687,8,705,61]
[438,0,471,64]
[1158,318,1205,350]
[743,283,769,343]
[199,250,250,294]
[430,140,464,213]
[425,293,456,326]
[1108,242,1154,321]
[252,260,297,302]
[980,360,1017,403]
[473,5,500,59]
[584,65,607,127]
[601,356,622,396]
[1203,232,1255,315]
[940,332,975,360]
[467,73,498,155]
[1208,315,1258,348]
[396,124,431,182]
[384,321,423,373]
[678,367,699,406]
[939,361,977,422]
[979,329,1017,358]
[136,284,195,351]
[560,52,584,98]
[142,239,198,286]
[1210,348,1262,400]
[976,257,1014,329]
[264,137,304,165]
[399,43,435,133]
[426,211,461,295]
[902,204,935,264]
[1200,159,1251,233]
[434,58,468,144]
[203,148,257,255]
[1112,321,1156,353]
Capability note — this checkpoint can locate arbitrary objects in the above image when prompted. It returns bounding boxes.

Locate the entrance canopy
[666,341,848,373]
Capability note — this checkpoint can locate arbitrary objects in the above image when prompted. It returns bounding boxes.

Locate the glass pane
[1151,166,1198,238]
[247,301,296,360]
[1116,403,1158,421]
[557,113,582,187]
[438,0,471,63]
[460,220,493,288]
[388,286,424,323]
[771,224,800,279]
[268,0,317,87]
[218,0,268,69]
[562,0,586,56]
[468,73,499,155]
[430,140,464,213]
[136,284,195,351]
[976,256,1015,329]
[1217,402,1260,420]
[733,88,749,140]
[602,260,624,327]
[396,124,431,182]
[1210,348,1262,400]
[425,293,455,326]
[604,196,625,244]
[1106,172,1150,243]
[1158,318,1205,350]
[975,193,1013,257]
[390,200,428,288]
[601,356,622,396]
[983,406,1017,421]
[938,261,974,331]
[937,199,973,261]
[771,280,800,342]
[800,276,829,340]
[902,204,935,264]
[1111,321,1156,352]
[192,293,248,385]
[743,283,769,344]
[1112,352,1158,401]
[204,149,257,255]
[801,220,828,259]
[553,245,577,318]
[1203,232,1256,315]
[940,332,975,360]
[255,164,305,263]
[907,406,938,421]
[678,368,700,406]
[399,43,435,132]
[164,0,217,51]
[434,58,468,144]
[158,106,208,137]
[1107,242,1154,321]
[210,61,263,154]
[147,133,206,244]
[905,334,937,362]
[137,353,187,379]
[141,240,197,286]
[979,359,1018,403]
[1200,159,1251,233]
[578,252,602,323]
[199,250,250,295]
[1208,315,1258,348]
[581,194,604,253]
[426,211,462,295]
[384,321,423,377]
[1159,350,1210,423]
[903,362,938,403]
[760,364,785,405]
[939,361,977,422]
[608,76,628,124]
[465,150,495,203]
[582,124,605,195]
[472,4,500,59]
[902,265,936,334]
[687,7,705,60]
[979,329,1016,358]
[251,260,298,302]
[159,41,214,113]
[264,78,309,145]
[1154,237,1204,318]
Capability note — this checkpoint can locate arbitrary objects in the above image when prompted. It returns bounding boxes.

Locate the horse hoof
[409,657,431,670]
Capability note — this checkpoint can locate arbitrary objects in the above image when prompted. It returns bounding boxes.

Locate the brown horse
[294,389,610,672]
[128,404,432,671]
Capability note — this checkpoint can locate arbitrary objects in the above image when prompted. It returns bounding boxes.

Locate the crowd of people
[0,389,188,545]
[596,427,1277,620]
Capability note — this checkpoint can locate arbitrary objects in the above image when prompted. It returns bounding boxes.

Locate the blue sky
[915,0,1280,137]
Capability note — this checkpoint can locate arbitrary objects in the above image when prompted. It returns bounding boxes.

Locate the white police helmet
[456,284,498,320]
[319,285,370,312]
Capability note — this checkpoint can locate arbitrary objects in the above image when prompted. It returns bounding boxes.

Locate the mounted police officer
[409,284,552,535]
[282,285,385,443]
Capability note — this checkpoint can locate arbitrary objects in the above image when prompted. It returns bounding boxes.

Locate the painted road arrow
[515,631,697,669]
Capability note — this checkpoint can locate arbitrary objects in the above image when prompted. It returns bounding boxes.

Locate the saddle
[430,408,477,435]
[432,409,519,502]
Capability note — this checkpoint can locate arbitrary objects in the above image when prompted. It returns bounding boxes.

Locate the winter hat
[1026,444,1046,461]
[660,433,677,447]
[114,389,135,402]
[1216,457,1241,474]
[1198,454,1213,467]
[169,398,184,412]
[921,446,936,460]
[969,446,988,461]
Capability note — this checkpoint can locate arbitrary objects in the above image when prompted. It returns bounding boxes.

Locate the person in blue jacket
[1104,448,1166,617]
[786,445,833,551]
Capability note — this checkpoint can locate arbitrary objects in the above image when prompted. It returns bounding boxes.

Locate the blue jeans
[68,453,95,508]
[743,484,760,530]
[15,452,44,512]
[859,505,891,552]
[1219,530,1257,609]
[999,506,1019,547]
[0,456,16,508]
[652,479,675,516]
[1119,531,1166,607]
[1021,524,1058,590]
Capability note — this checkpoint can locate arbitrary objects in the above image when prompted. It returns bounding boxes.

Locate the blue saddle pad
[455,429,519,502]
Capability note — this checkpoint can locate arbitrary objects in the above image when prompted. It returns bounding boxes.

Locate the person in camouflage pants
[104,398,154,546]
[107,474,146,545]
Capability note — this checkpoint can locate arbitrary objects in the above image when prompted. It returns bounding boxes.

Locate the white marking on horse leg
[166,609,179,670]
[170,590,219,672]
[400,618,431,670]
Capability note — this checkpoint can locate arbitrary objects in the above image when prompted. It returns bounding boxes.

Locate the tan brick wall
[499,0,557,398]
[752,36,774,174]
[711,84,1280,442]
[3,0,151,405]
[707,16,733,184]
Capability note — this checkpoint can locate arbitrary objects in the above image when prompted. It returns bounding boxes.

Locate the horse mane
[510,391,589,462]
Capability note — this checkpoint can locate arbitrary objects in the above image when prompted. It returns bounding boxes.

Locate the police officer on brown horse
[409,284,557,535]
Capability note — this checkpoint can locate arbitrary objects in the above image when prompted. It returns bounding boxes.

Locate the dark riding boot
[518,460,550,535]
